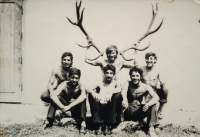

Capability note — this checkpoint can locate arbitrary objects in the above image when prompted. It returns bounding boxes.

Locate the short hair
[69,68,81,78]
[103,64,116,74]
[61,52,73,61]
[129,67,143,78]
[105,45,118,55]
[145,52,157,61]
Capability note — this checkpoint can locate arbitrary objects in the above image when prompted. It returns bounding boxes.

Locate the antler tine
[121,52,134,61]
[66,17,77,25]
[76,43,89,48]
[85,47,102,61]
[76,0,82,21]
[126,42,150,52]
[138,4,163,42]
[149,17,164,35]
[79,8,85,24]
[78,0,82,9]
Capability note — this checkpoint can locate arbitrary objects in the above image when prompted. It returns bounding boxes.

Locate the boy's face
[145,56,156,67]
[104,70,114,82]
[107,51,117,61]
[130,71,141,84]
[69,74,80,86]
[61,56,72,68]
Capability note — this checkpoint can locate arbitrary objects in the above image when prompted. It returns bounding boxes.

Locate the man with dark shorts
[43,68,87,134]
[121,67,159,137]
[40,52,73,103]
[140,52,169,119]
[87,64,121,135]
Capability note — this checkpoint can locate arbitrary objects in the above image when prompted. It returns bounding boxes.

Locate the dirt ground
[0,103,200,137]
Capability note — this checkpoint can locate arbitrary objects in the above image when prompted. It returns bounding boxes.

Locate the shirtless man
[85,38,137,80]
[140,52,169,119]
[121,67,159,137]
[43,68,87,134]
[87,64,121,135]
[40,52,73,103]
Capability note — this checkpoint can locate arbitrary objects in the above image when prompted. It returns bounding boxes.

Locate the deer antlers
[66,0,103,60]
[120,4,164,61]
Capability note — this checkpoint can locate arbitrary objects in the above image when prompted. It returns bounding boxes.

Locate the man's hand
[63,105,72,112]
[92,92,101,102]
[87,37,94,46]
[122,100,129,108]
[105,93,113,102]
[142,103,150,112]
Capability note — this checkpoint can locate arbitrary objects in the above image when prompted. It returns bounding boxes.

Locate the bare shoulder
[79,83,86,88]
[52,66,61,74]
[140,66,146,70]
[143,83,153,91]
[59,81,67,88]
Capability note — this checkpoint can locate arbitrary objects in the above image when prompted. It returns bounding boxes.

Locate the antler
[66,1,88,37]
[66,0,103,59]
[120,4,164,61]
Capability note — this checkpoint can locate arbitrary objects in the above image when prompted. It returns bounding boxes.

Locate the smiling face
[69,74,79,86]
[145,56,156,68]
[104,70,115,82]
[61,56,72,68]
[130,71,141,85]
[107,51,117,61]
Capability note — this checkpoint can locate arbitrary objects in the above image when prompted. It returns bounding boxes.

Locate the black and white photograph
[0,0,200,136]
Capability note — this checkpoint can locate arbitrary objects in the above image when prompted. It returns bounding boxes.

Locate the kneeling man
[121,67,159,137]
[87,64,121,135]
[43,68,87,134]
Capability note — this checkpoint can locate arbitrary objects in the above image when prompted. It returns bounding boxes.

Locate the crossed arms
[50,82,87,112]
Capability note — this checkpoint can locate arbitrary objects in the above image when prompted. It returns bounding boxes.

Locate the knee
[162,86,169,95]
[40,93,45,101]
[40,91,50,102]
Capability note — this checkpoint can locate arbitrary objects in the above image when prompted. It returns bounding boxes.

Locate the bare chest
[143,69,158,81]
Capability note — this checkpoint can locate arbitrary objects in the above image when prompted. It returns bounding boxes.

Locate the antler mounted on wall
[66,0,103,61]
[120,4,164,62]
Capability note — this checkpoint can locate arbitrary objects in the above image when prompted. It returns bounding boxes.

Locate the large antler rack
[66,0,103,61]
[120,4,164,61]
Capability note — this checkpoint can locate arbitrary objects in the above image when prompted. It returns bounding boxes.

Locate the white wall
[22,0,200,115]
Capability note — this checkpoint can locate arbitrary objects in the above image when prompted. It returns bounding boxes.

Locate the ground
[0,103,200,137]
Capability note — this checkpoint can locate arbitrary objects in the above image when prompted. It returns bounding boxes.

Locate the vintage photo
[0,0,200,136]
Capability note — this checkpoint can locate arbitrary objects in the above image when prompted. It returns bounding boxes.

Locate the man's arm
[122,60,137,68]
[145,85,159,106]
[87,81,101,101]
[142,85,159,112]
[121,81,129,108]
[50,82,66,109]
[47,68,58,95]
[85,56,102,66]
[64,84,87,111]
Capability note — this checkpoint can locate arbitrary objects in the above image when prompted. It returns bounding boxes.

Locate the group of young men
[40,42,168,137]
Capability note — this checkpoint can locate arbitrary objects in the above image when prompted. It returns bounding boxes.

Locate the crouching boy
[121,67,159,137]
[43,68,87,134]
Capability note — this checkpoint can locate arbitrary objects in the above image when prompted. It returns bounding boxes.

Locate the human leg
[156,86,168,119]
[88,94,104,135]
[43,95,70,129]
[70,100,87,134]
[40,90,51,103]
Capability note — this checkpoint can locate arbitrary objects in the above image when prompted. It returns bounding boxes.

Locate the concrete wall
[22,0,200,115]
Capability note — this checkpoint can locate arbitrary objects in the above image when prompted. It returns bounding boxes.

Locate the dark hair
[105,45,118,55]
[103,64,116,74]
[61,52,73,61]
[145,52,157,63]
[129,67,143,78]
[69,68,81,78]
